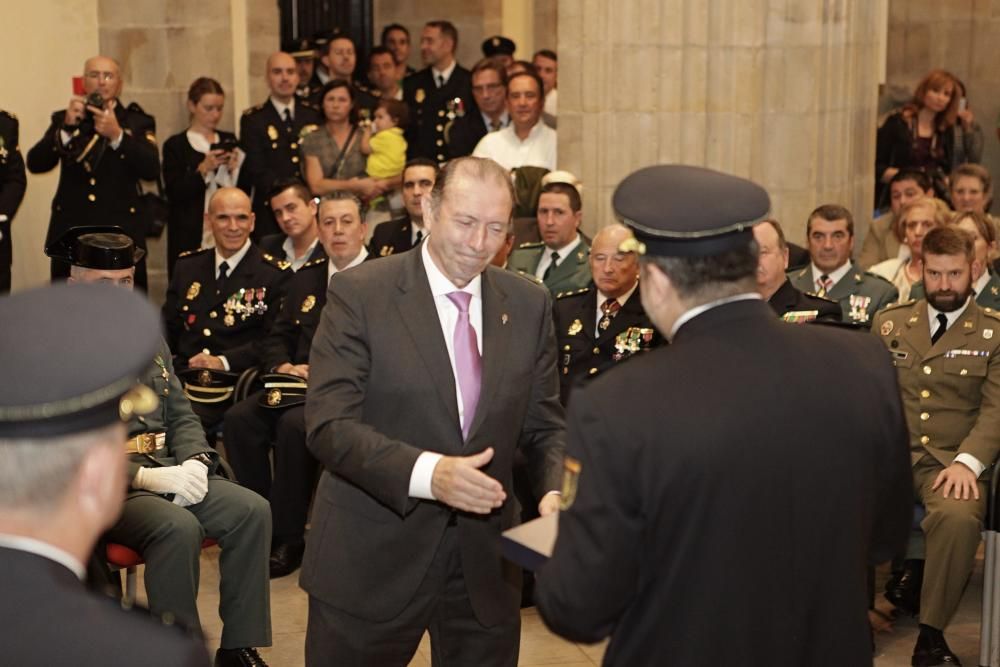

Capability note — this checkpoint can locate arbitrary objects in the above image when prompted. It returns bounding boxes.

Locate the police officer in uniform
[285,37,317,102]
[163,188,290,430]
[535,165,912,667]
[754,219,841,322]
[26,56,159,286]
[0,108,26,293]
[403,20,475,163]
[873,226,1000,667]
[553,223,662,405]
[49,226,274,667]
[0,283,210,666]
[238,52,322,241]
[788,203,897,325]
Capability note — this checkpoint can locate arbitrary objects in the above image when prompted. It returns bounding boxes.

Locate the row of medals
[222,287,268,327]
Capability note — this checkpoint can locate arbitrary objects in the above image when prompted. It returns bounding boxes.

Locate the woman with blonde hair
[870,197,951,302]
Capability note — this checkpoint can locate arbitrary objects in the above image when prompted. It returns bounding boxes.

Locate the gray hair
[427,156,514,218]
[319,191,366,223]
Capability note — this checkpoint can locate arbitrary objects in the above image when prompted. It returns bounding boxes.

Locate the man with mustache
[873,225,1000,666]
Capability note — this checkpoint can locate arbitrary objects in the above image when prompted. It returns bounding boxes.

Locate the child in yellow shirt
[360,99,408,208]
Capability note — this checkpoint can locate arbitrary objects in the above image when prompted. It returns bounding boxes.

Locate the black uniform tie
[414,229,424,244]
[931,313,948,345]
[436,74,445,88]
[542,251,560,281]
[217,261,230,294]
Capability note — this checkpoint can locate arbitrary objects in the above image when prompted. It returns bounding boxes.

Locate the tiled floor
[129,547,990,666]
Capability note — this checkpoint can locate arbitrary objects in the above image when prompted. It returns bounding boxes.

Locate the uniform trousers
[305,525,520,667]
[915,455,988,629]
[223,396,318,543]
[106,477,272,649]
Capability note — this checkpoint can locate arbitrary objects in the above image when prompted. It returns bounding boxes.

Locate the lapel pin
[501,313,508,325]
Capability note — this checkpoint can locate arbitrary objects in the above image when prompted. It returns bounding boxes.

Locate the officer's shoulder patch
[177,247,212,259]
[299,99,318,110]
[879,299,915,314]
[243,103,264,116]
[983,308,1000,322]
[301,257,327,270]
[261,253,291,270]
[512,270,543,285]
[556,287,591,299]
[126,101,149,117]
[517,241,544,250]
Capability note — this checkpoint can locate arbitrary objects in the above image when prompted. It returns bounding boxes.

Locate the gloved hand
[133,460,209,506]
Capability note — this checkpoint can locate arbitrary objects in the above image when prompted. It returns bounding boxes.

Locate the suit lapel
[394,251,461,432]
[467,269,510,444]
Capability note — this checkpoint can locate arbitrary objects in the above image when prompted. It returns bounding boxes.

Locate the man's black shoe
[269,540,305,579]
[912,625,961,666]
[215,647,269,667]
[886,558,923,616]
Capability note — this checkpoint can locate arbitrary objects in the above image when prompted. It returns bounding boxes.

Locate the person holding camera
[163,77,244,278]
[26,55,159,287]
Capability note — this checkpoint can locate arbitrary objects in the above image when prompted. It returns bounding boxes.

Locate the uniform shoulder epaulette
[861,270,895,286]
[126,101,150,117]
[261,252,291,270]
[879,299,915,313]
[517,241,544,249]
[556,287,591,299]
[177,247,212,259]
[243,103,264,116]
[301,257,327,269]
[299,99,318,110]
[983,307,1000,321]
[512,269,543,285]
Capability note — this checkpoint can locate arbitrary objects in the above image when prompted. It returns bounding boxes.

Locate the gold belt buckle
[136,433,156,454]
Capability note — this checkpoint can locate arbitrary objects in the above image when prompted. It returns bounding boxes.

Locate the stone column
[557,0,884,246]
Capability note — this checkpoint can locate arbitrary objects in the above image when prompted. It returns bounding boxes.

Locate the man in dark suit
[403,20,475,163]
[26,56,159,286]
[302,157,565,666]
[368,158,439,257]
[445,57,509,161]
[0,109,26,293]
[225,192,372,579]
[310,35,377,115]
[163,188,290,430]
[258,177,325,271]
[239,52,322,240]
[754,219,841,322]
[536,165,913,666]
[553,223,662,405]
[0,283,209,666]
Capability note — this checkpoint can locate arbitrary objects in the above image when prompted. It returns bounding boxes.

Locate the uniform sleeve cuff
[955,453,986,478]
[218,355,230,371]
[408,451,443,500]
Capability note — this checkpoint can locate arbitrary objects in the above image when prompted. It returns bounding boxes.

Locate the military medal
[224,313,235,327]
[880,321,894,336]
[255,288,268,315]
[242,289,254,320]
[848,294,871,323]
[301,295,316,313]
[267,125,278,140]
[198,370,212,385]
[186,282,200,300]
[568,319,583,336]
[613,327,655,361]
[415,88,425,104]
[445,97,465,120]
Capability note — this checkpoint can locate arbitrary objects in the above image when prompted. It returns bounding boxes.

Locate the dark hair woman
[161,77,243,277]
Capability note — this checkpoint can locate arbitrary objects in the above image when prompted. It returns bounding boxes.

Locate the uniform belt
[125,432,166,454]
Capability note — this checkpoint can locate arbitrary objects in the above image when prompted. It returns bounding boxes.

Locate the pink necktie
[447,291,481,439]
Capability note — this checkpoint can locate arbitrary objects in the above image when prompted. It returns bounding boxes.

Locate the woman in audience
[875,69,962,209]
[300,79,383,200]
[870,197,949,302]
[954,211,1000,305]
[950,77,984,169]
[162,77,242,277]
[950,163,993,216]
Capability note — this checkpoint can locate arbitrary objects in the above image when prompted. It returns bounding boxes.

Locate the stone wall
[373,0,501,69]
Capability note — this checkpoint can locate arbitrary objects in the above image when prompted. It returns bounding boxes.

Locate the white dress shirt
[810,261,853,292]
[0,534,85,580]
[411,223,427,247]
[472,120,558,171]
[431,60,457,87]
[326,247,369,285]
[533,235,582,280]
[408,242,484,500]
[270,96,296,121]
[283,236,319,272]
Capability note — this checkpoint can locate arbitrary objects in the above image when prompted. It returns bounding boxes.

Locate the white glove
[134,460,209,506]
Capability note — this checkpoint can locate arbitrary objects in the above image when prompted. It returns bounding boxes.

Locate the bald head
[590,224,640,299]
[206,188,255,257]
[266,52,299,103]
[83,56,122,101]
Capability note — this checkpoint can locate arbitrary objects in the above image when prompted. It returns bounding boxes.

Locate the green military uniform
[910,272,1000,311]
[788,262,898,325]
[508,238,592,295]
[105,338,272,650]
[873,299,1000,630]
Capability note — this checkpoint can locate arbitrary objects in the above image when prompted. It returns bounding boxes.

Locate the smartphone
[72,76,86,96]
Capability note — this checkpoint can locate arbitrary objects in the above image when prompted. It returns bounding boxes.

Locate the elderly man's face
[207,189,255,255]
[807,217,853,274]
[472,68,506,117]
[83,56,122,102]
[318,199,366,268]
[70,266,135,290]
[752,223,789,295]
[424,171,512,287]
[589,227,639,300]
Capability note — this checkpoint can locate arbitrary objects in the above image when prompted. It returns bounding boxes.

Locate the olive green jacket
[507,238,592,295]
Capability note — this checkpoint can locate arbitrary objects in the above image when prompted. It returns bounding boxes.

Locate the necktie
[414,229,424,244]
[541,251,560,281]
[490,119,502,132]
[817,274,833,297]
[282,108,292,123]
[217,261,229,293]
[931,313,948,345]
[446,292,481,439]
[437,74,445,88]
[599,298,622,331]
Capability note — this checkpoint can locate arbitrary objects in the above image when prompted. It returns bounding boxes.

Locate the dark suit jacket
[767,279,843,322]
[444,111,488,161]
[403,66,475,162]
[368,215,420,257]
[162,130,239,277]
[537,299,912,666]
[26,102,159,248]
[0,110,26,287]
[0,547,208,666]
[163,245,291,371]
[302,248,565,626]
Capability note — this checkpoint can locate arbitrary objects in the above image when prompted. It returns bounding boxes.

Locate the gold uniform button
[129,207,136,213]
[292,156,299,163]
[437,154,444,161]
[436,139,443,146]
[563,345,570,351]
[920,435,930,445]
[436,124,443,132]
[291,142,298,149]
[209,311,217,319]
[592,347,600,355]
[203,328,212,337]
[920,412,930,421]
[920,390,930,398]
[923,366,932,375]
[271,142,278,149]
[89,178,96,186]
[438,110,446,117]
[588,367,598,375]
[87,194,96,202]
[961,369,968,376]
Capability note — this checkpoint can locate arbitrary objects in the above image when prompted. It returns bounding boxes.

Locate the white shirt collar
[0,534,86,580]
[549,234,582,259]
[431,60,457,86]
[282,235,319,271]
[510,118,548,143]
[327,248,369,284]
[974,271,991,296]
[669,293,763,342]
[927,297,973,337]
[185,129,219,154]
[215,239,251,277]
[411,222,427,246]
[270,96,295,119]
[422,239,482,299]
[598,280,638,310]
[810,261,853,289]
